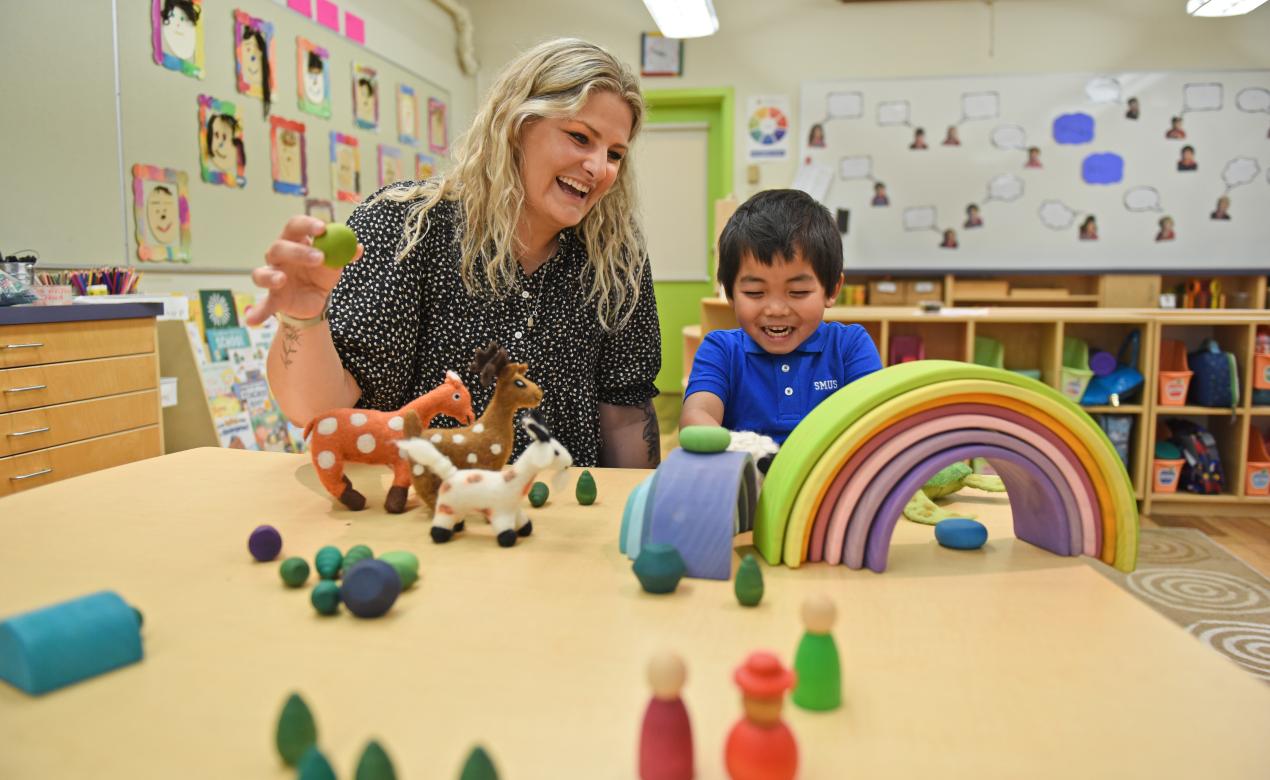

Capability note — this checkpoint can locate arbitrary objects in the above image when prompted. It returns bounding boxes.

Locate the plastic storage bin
[1247,430,1270,496]
[1060,337,1094,402]
[1157,339,1192,406]
[973,335,1042,380]
[888,335,925,365]
[1152,459,1185,493]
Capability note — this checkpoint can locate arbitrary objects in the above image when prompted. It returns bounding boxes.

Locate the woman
[245,39,661,468]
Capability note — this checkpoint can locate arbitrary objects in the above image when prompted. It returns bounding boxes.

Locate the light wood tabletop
[1,448,1267,779]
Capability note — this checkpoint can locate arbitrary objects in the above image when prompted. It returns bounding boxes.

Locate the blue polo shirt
[685,321,883,443]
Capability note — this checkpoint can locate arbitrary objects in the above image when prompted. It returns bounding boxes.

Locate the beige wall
[464,0,1270,198]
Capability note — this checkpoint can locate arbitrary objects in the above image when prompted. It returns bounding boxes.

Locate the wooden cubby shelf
[685,300,1269,516]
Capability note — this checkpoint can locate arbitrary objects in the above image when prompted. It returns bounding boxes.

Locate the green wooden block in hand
[313,223,357,269]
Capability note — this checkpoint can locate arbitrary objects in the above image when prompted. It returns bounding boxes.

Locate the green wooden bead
[315,546,343,580]
[310,581,341,615]
[575,470,597,505]
[355,739,397,780]
[344,544,374,571]
[734,553,765,607]
[459,745,499,780]
[378,551,419,590]
[680,425,731,454]
[280,557,310,587]
[276,692,318,767]
[528,481,549,508]
[298,745,337,780]
[313,223,358,269]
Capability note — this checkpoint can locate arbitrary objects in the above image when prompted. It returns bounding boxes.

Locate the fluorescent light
[1186,0,1269,16]
[642,0,719,38]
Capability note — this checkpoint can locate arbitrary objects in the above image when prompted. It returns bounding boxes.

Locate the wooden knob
[802,594,836,634]
[648,652,686,700]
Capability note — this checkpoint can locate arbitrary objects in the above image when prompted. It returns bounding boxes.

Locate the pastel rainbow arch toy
[754,361,1138,573]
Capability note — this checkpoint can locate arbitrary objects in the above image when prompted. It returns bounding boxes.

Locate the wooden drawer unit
[0,426,162,497]
[0,390,160,457]
[0,304,163,497]
[0,317,155,369]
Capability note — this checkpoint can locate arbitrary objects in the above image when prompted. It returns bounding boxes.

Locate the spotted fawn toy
[397,412,573,547]
[409,342,543,517]
[305,371,474,513]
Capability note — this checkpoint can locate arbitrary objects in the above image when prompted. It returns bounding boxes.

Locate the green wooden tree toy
[459,745,499,780]
[575,470,597,505]
[355,739,397,780]
[276,692,318,766]
[298,746,337,780]
[734,553,764,607]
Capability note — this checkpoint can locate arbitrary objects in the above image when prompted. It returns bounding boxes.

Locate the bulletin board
[0,0,452,272]
[798,70,1270,271]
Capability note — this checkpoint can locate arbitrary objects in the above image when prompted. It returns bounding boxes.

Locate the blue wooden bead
[249,525,283,562]
[935,518,988,550]
[340,560,401,618]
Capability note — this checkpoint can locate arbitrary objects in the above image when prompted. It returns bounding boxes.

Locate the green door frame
[643,87,734,394]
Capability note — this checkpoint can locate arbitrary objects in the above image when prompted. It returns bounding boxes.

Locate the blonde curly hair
[374,38,646,332]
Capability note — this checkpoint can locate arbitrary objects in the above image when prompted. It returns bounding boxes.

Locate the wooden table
[1,449,1267,778]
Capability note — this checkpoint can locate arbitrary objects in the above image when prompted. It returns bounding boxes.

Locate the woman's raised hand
[244,216,363,326]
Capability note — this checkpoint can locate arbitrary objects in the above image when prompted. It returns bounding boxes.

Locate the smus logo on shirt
[813,379,839,392]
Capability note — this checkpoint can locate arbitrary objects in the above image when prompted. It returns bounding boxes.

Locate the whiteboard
[799,71,1270,271]
[637,123,710,281]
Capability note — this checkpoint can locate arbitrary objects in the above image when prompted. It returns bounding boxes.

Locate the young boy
[681,189,882,443]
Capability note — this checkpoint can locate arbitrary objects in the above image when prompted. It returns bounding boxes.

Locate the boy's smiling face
[731,251,839,355]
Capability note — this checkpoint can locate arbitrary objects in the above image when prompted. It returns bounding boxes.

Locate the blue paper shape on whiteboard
[1053,113,1095,145]
[1082,153,1124,185]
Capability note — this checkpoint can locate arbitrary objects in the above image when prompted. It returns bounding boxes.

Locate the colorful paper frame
[197,95,246,188]
[296,37,331,118]
[233,9,276,106]
[305,198,335,222]
[352,63,379,130]
[330,132,361,203]
[270,116,308,196]
[132,164,191,263]
[151,0,205,79]
[428,97,448,154]
[415,153,436,181]
[378,145,405,188]
[397,85,420,145]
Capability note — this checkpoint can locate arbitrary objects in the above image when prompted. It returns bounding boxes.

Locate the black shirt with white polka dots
[328,189,661,467]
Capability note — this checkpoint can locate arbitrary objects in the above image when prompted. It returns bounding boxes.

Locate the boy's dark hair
[717,189,842,299]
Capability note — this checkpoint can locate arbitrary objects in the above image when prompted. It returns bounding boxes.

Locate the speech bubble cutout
[1222,157,1261,189]
[826,91,864,120]
[838,156,872,180]
[1085,77,1121,104]
[903,206,937,232]
[1123,187,1163,213]
[1182,82,1223,113]
[990,124,1027,150]
[984,173,1024,202]
[1082,153,1124,185]
[1053,113,1095,145]
[961,92,1000,122]
[1038,200,1077,230]
[1236,87,1270,114]
[877,101,911,127]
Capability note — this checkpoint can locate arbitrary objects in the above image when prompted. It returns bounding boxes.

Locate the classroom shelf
[1082,405,1145,414]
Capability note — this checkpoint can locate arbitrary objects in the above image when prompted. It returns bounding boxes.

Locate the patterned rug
[1095,528,1270,683]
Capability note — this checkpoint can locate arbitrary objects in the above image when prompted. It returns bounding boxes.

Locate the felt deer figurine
[305,371,474,513]
[409,341,543,516]
[397,411,573,547]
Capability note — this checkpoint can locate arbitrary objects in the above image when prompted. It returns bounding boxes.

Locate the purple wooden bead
[248,525,283,562]
[340,560,401,618]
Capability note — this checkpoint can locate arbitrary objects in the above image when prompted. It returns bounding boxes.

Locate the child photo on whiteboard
[1024,146,1042,168]
[1166,116,1186,139]
[909,127,927,149]
[1211,196,1231,221]
[807,123,826,148]
[1079,215,1098,241]
[871,182,889,207]
[1177,145,1197,172]
[964,203,983,229]
[1156,216,1176,242]
[1125,97,1139,120]
[942,125,960,146]
[940,228,958,249]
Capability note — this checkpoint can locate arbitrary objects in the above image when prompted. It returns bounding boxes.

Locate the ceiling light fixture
[641,0,719,38]
[1186,0,1269,17]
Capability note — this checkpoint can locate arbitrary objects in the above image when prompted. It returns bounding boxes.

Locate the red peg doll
[639,652,694,780]
[725,651,798,780]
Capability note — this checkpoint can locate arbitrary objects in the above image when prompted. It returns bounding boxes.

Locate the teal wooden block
[0,591,143,695]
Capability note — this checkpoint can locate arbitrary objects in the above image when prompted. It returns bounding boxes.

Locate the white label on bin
[877,282,897,293]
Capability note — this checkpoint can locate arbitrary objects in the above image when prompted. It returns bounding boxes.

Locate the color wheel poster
[747,95,791,162]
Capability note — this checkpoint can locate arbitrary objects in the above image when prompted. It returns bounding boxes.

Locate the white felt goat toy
[396,411,573,548]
